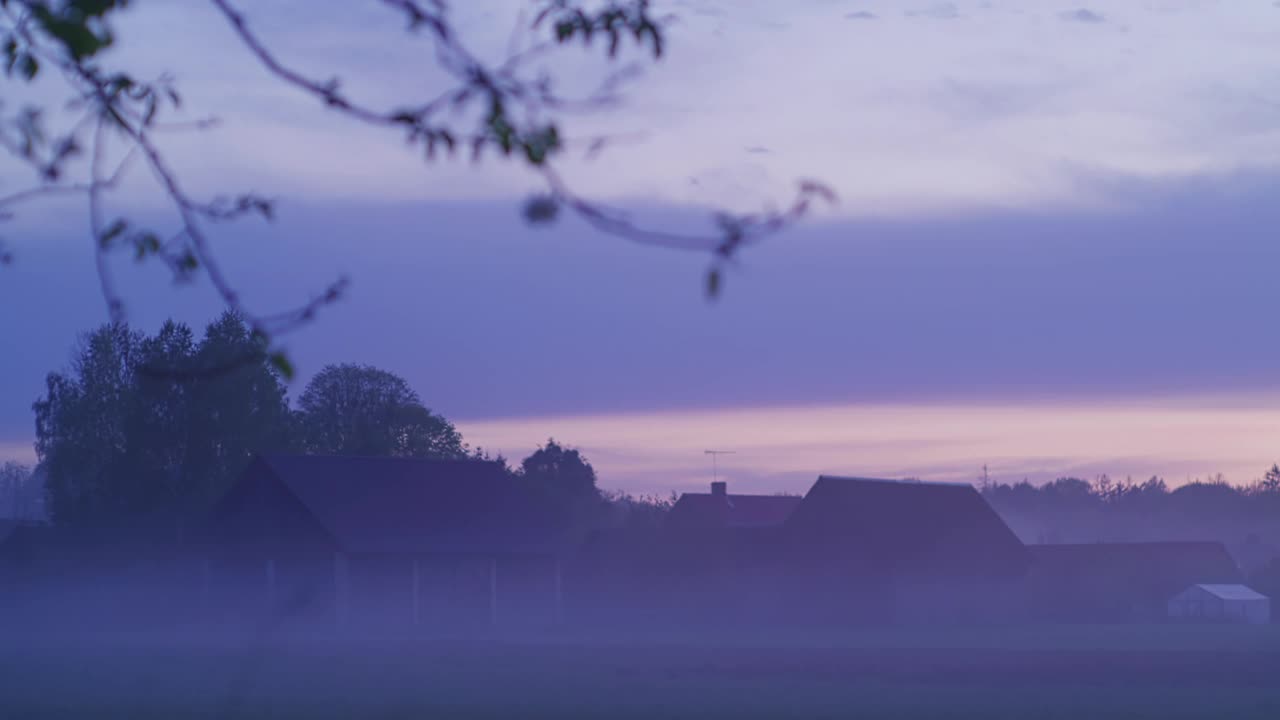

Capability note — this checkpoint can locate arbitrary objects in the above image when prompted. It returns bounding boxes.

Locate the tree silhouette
[33,313,291,527]
[1264,464,1280,493]
[0,460,42,520]
[294,363,466,459]
[519,438,603,528]
[521,438,598,499]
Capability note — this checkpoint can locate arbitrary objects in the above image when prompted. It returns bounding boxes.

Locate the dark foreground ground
[3,624,1280,719]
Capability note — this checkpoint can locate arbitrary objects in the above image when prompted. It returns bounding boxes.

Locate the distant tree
[1004,480,1041,509]
[1168,479,1243,516]
[1092,474,1116,502]
[0,462,22,517]
[120,320,198,518]
[34,323,140,526]
[182,312,293,508]
[520,439,605,527]
[520,439,600,500]
[181,311,293,507]
[978,464,993,493]
[1263,465,1280,493]
[600,489,676,530]
[1038,477,1098,508]
[33,314,291,527]
[980,470,1280,549]
[1111,475,1169,511]
[295,364,465,459]
[0,460,42,520]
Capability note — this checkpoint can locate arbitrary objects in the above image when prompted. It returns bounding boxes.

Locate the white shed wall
[1168,586,1270,624]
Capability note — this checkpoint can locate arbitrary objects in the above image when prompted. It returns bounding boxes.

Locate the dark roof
[211,455,568,555]
[783,475,1029,578]
[666,493,802,530]
[1029,541,1241,588]
[1026,542,1243,620]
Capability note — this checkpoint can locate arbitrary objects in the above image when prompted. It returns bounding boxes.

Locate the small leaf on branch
[523,195,560,224]
[99,219,128,248]
[268,351,295,380]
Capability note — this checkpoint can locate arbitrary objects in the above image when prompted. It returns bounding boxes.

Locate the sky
[4,1,1280,493]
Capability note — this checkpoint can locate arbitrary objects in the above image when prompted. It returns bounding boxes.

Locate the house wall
[1242,598,1271,624]
[1168,587,1222,620]
[892,578,1028,625]
[198,551,563,630]
[341,553,561,631]
[1168,588,1270,624]
[203,550,336,625]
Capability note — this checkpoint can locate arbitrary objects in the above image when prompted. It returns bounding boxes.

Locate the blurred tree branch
[0,0,834,377]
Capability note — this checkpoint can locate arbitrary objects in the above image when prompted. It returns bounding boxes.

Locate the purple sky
[3,1,1280,491]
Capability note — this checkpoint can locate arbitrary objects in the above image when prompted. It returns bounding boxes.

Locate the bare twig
[0,143,136,209]
[88,117,123,321]
[2,0,830,375]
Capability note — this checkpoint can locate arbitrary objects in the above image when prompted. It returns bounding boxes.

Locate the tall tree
[521,439,600,500]
[34,323,140,526]
[32,314,291,528]
[519,439,604,528]
[119,320,198,518]
[0,460,43,521]
[183,312,293,509]
[295,364,465,459]
[1263,464,1280,493]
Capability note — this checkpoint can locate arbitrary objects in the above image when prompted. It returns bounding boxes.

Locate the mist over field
[6,1,1280,719]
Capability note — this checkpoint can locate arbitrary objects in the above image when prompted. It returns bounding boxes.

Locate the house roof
[666,493,802,530]
[1029,541,1242,594]
[1187,584,1268,601]
[213,455,568,555]
[783,475,1029,578]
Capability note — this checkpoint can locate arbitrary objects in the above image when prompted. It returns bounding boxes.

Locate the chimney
[711,481,727,497]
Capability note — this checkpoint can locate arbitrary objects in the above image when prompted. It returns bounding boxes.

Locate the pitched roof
[1028,541,1242,593]
[783,475,1029,578]
[213,455,568,555]
[1190,584,1268,601]
[1029,541,1240,572]
[666,493,802,530]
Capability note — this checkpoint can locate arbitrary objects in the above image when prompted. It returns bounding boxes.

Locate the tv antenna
[704,450,736,483]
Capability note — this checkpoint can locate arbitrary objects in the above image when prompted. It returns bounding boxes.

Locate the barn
[573,476,1030,626]
[1026,542,1243,622]
[1169,584,1270,624]
[780,476,1030,623]
[203,454,571,629]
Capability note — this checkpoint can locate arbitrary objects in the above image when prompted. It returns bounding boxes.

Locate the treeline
[25,313,666,532]
[25,314,1280,555]
[0,461,42,521]
[981,472,1280,571]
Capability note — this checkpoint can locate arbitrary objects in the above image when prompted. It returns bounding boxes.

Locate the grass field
[3,624,1280,719]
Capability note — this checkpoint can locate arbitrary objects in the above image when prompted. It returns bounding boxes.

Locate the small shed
[1026,541,1242,622]
[1169,584,1270,624]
